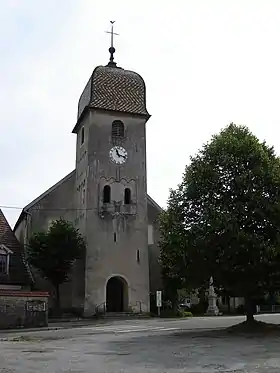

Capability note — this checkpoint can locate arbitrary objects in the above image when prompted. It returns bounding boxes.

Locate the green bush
[160,309,178,318]
[178,310,193,318]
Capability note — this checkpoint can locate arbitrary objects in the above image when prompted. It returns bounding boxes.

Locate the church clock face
[109,146,128,165]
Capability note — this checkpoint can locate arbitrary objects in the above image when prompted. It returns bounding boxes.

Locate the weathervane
[105,21,119,67]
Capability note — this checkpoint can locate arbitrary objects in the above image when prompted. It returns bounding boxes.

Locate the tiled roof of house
[0,209,32,285]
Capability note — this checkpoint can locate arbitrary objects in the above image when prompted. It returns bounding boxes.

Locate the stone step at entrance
[99,312,150,320]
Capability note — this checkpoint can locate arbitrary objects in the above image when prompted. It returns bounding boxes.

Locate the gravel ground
[1,314,280,372]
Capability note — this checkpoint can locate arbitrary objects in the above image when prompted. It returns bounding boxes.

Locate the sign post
[156,290,162,317]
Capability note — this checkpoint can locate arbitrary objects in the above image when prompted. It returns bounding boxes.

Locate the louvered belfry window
[111,120,124,138]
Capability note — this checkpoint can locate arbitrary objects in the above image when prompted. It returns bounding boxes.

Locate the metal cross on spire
[105,21,119,67]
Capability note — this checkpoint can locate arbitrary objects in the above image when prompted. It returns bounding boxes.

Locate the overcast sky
[1,0,280,227]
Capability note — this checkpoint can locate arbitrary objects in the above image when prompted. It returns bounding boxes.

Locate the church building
[14,33,162,316]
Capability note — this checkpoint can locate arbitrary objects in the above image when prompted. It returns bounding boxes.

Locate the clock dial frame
[109,146,128,165]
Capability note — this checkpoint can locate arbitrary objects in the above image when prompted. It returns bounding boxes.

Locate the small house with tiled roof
[0,209,32,290]
[0,211,49,329]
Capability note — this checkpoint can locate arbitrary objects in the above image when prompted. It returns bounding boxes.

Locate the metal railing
[94,300,144,316]
[95,301,107,317]
[256,304,280,314]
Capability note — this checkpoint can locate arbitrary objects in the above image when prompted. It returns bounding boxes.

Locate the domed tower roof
[77,65,149,119]
[73,27,149,133]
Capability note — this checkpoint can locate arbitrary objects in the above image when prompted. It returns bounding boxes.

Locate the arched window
[124,188,131,204]
[111,120,124,138]
[81,127,85,145]
[103,185,111,203]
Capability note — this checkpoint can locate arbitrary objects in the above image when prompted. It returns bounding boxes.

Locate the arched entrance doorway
[106,276,128,312]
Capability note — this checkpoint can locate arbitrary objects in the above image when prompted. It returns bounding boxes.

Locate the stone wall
[0,291,49,329]
[147,199,162,294]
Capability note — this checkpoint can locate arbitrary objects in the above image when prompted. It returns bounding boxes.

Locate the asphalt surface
[1,314,280,372]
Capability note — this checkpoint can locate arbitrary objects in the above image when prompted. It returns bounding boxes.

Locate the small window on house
[136,249,140,263]
[111,120,124,138]
[103,185,111,203]
[81,127,85,145]
[82,188,86,204]
[0,254,7,274]
[124,188,131,204]
[0,245,12,275]
[114,233,117,242]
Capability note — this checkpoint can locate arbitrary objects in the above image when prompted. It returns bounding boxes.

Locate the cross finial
[105,21,119,67]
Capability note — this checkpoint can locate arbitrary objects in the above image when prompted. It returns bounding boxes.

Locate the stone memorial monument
[206,276,219,316]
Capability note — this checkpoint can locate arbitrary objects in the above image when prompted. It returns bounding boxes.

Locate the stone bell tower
[72,23,151,316]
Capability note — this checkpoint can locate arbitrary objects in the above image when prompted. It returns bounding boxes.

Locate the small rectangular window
[114,233,117,242]
[136,249,140,263]
[0,254,7,274]
[81,127,85,145]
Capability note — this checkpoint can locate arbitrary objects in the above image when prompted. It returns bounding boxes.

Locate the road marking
[111,326,180,334]
[83,324,148,331]
[157,327,179,331]
[115,327,164,333]
[81,325,180,334]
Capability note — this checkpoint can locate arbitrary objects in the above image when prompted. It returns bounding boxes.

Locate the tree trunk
[54,283,61,317]
[245,296,254,323]
[268,291,275,306]
[226,296,231,314]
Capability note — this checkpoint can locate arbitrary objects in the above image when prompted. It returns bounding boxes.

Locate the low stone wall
[0,291,49,329]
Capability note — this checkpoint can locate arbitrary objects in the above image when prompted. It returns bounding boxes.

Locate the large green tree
[160,123,280,322]
[27,218,86,313]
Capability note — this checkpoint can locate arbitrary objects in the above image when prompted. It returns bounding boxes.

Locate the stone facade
[76,110,151,315]
[14,172,79,310]
[148,200,162,294]
[14,174,162,313]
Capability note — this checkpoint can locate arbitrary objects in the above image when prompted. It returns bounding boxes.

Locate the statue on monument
[206,276,220,316]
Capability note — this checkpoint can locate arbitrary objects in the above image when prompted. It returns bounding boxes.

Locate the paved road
[1,314,280,372]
